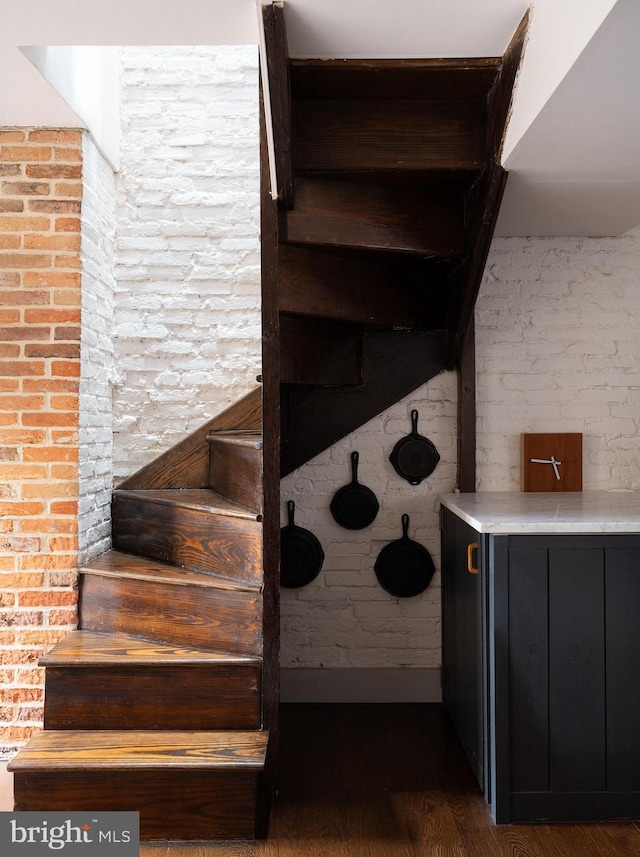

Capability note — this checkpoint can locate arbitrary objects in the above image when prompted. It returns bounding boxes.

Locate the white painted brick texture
[476,229,640,491]
[280,374,458,670]
[113,46,261,480]
[79,134,117,562]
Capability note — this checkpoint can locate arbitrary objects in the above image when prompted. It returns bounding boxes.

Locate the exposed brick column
[0,128,83,749]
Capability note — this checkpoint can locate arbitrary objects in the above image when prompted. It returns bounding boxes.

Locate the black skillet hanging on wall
[280,501,325,588]
[389,409,440,485]
[374,514,435,598]
[330,451,379,530]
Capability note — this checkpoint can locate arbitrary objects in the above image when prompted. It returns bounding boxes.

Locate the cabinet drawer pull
[467,542,479,574]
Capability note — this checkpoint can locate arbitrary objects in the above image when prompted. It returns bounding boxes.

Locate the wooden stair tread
[208,431,263,450]
[40,630,262,666]
[8,730,269,771]
[80,550,261,593]
[113,488,260,521]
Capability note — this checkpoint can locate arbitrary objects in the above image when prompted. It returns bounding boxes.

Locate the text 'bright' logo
[1,812,139,855]
[11,819,94,850]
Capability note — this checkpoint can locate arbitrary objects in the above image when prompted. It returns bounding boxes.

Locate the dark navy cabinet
[441,505,640,823]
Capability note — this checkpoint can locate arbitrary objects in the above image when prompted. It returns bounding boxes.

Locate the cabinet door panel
[548,548,606,792]
[508,546,549,792]
[605,548,640,791]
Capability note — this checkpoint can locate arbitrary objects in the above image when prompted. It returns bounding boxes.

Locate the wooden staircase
[9,390,271,841]
[261,3,528,485]
[9,2,527,842]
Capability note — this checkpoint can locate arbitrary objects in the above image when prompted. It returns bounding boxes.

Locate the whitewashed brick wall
[113,46,261,480]
[281,227,640,681]
[280,373,458,673]
[79,134,116,562]
[476,228,640,491]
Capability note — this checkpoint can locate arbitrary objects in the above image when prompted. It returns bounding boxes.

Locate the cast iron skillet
[374,513,435,597]
[389,409,440,485]
[280,500,325,588]
[330,451,379,530]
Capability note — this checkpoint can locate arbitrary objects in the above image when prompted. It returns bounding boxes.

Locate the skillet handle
[401,513,410,539]
[351,450,360,483]
[287,500,296,526]
[411,409,419,433]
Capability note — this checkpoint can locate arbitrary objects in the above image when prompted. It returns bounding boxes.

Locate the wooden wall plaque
[521,433,583,492]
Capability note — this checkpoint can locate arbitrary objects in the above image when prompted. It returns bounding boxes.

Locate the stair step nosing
[40,631,263,668]
[8,731,268,772]
[113,489,260,521]
[41,651,262,666]
[80,566,262,593]
[207,433,263,450]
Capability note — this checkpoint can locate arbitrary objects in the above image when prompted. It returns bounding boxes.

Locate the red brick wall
[0,128,82,748]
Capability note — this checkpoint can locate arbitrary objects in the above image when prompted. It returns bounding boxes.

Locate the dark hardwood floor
[141,703,640,856]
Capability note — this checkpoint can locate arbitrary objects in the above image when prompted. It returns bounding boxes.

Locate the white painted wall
[20,47,121,170]
[476,227,640,491]
[280,372,458,700]
[284,0,528,58]
[112,46,261,481]
[281,226,640,699]
[502,0,616,162]
[79,134,117,562]
[498,0,640,236]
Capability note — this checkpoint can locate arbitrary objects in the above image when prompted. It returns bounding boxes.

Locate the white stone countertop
[438,491,640,534]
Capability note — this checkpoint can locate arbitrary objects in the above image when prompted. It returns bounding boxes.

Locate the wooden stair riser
[43,663,261,730]
[13,770,261,840]
[280,314,363,386]
[208,435,263,514]
[289,59,501,101]
[293,98,487,172]
[112,494,262,585]
[79,573,262,656]
[278,243,451,329]
[282,175,465,256]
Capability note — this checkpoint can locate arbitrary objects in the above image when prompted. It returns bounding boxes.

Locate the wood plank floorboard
[140,704,640,857]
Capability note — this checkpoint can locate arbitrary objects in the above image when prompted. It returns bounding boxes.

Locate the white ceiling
[1,0,639,236]
[496,0,640,235]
